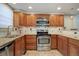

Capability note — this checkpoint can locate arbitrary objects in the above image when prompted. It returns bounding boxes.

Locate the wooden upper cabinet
[49,15,57,26]
[22,13,27,26]
[13,12,27,27]
[49,15,64,27]
[13,12,20,27]
[58,15,64,27]
[18,12,27,26]
[19,13,25,26]
[26,14,37,27]
[13,12,64,27]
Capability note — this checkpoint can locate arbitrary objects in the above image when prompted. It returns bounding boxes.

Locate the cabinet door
[49,15,64,27]
[55,15,60,26]
[56,15,64,27]
[51,35,57,49]
[59,15,64,27]
[26,14,36,27]
[13,12,20,27]
[49,15,57,26]
[58,36,63,53]
[13,12,27,26]
[26,15,31,26]
[23,14,27,26]
[14,37,21,56]
[62,37,68,56]
[21,36,26,54]
[58,36,68,55]
[63,44,68,56]
[68,38,79,56]
[19,13,24,26]
[68,43,79,56]
[31,15,37,26]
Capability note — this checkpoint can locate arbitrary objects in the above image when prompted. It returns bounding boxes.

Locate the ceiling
[8,3,79,15]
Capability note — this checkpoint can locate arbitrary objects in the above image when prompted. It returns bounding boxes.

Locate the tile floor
[24,50,63,56]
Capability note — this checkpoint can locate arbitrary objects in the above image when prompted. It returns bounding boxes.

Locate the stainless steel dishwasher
[0,41,14,56]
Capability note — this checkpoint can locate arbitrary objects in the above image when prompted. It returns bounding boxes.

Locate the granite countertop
[50,30,79,40]
[0,34,25,49]
[0,30,79,49]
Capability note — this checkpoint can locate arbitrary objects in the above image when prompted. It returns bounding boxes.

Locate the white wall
[75,15,79,29]
[64,15,77,30]
[0,3,13,28]
[64,15,79,30]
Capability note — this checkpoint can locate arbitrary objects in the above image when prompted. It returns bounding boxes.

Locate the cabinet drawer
[26,43,36,46]
[26,36,36,39]
[26,45,36,50]
[26,39,36,43]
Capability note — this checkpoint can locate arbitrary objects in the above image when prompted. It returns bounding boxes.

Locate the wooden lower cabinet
[21,36,26,54]
[63,43,68,56]
[68,43,79,56]
[51,35,57,49]
[8,34,79,56]
[57,35,79,56]
[57,35,68,56]
[14,37,22,56]
[57,36,63,54]
[14,36,26,56]
[26,35,37,50]
[68,38,79,56]
[26,44,36,50]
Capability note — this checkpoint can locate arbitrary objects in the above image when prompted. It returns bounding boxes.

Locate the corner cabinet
[49,15,64,27]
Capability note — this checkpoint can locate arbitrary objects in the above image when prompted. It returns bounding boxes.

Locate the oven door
[38,37,50,44]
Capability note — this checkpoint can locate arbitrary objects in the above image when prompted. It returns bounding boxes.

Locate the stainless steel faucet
[7,25,13,36]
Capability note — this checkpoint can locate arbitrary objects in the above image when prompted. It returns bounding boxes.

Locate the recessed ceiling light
[57,7,61,10]
[28,6,32,9]
[13,0,16,4]
[77,8,79,11]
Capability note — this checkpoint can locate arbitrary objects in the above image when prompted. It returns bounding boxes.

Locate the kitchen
[0,3,79,56]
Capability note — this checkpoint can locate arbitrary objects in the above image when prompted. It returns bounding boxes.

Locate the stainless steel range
[36,17,50,51]
[37,32,51,50]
